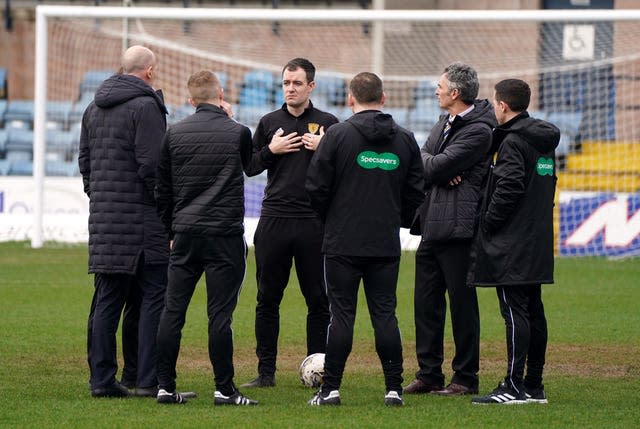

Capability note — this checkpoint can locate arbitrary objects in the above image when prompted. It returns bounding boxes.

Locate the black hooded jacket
[305,110,424,257]
[416,99,497,242]
[78,74,169,274]
[468,112,560,286]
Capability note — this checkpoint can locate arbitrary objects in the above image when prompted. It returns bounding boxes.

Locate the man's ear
[188,97,197,108]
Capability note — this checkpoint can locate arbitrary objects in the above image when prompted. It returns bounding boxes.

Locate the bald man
[80,45,170,398]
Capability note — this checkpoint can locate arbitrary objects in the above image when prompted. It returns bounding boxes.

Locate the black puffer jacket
[416,99,496,242]
[468,113,560,286]
[79,74,169,274]
[306,110,424,257]
[155,103,252,239]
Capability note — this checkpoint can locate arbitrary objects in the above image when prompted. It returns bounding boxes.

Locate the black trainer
[214,391,258,406]
[91,381,131,398]
[157,389,187,404]
[308,390,341,406]
[384,390,404,406]
[525,385,548,404]
[240,375,275,388]
[471,381,527,405]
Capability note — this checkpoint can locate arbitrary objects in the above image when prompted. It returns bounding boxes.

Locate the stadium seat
[0,99,7,127]
[5,128,33,160]
[8,159,33,176]
[414,79,438,102]
[547,111,582,155]
[46,101,73,130]
[46,129,76,162]
[240,69,276,107]
[79,69,113,95]
[385,107,410,130]
[0,67,6,99]
[409,98,442,134]
[68,94,94,126]
[46,160,78,176]
[315,74,347,107]
[236,104,272,129]
[0,159,10,175]
[0,128,7,157]
[4,100,34,128]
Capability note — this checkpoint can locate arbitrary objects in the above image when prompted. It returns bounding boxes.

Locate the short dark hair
[349,72,383,104]
[444,62,479,104]
[494,79,531,113]
[282,58,315,83]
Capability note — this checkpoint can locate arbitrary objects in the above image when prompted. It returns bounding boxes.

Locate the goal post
[30,5,640,257]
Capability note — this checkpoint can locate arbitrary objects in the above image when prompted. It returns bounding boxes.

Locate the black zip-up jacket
[79,74,169,274]
[468,112,560,286]
[415,99,496,242]
[155,103,252,239]
[245,101,339,218]
[306,110,424,257]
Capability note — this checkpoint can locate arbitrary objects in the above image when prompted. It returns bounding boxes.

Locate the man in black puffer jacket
[79,45,169,398]
[406,62,496,397]
[470,79,559,405]
[154,70,257,406]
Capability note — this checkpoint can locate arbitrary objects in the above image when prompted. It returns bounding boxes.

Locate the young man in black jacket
[242,58,338,388]
[154,70,257,406]
[305,72,424,406]
[406,62,496,397]
[470,79,559,405]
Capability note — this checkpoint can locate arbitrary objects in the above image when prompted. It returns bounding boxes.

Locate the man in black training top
[242,58,338,388]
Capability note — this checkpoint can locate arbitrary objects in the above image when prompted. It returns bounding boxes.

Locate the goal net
[28,5,640,257]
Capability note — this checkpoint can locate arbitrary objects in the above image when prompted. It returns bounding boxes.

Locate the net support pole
[371,0,385,76]
[32,7,48,249]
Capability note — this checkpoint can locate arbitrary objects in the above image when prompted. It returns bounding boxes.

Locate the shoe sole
[472,400,527,405]
[526,398,548,404]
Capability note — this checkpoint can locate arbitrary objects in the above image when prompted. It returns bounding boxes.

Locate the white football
[299,353,325,388]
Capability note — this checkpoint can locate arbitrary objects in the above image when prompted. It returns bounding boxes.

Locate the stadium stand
[7,159,33,176]
[547,111,582,155]
[46,101,74,130]
[4,100,34,128]
[78,69,113,96]
[0,67,6,99]
[5,128,33,160]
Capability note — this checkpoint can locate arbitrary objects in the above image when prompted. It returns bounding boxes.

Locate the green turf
[0,241,638,428]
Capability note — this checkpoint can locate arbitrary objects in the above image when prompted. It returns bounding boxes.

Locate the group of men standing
[79,45,559,407]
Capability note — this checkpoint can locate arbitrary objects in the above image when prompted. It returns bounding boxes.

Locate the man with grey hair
[405,62,496,396]
[80,45,169,398]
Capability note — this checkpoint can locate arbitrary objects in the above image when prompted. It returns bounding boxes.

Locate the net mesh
[29,9,640,255]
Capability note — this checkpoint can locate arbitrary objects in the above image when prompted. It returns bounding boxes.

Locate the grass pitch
[0,241,638,428]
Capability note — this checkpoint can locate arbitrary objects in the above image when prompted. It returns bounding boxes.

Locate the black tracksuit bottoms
[156,233,246,395]
[496,284,548,392]
[253,216,329,377]
[321,254,404,394]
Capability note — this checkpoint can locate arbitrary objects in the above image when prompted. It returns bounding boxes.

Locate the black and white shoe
[157,389,187,404]
[308,390,341,406]
[214,391,258,406]
[384,390,404,406]
[471,381,527,405]
[525,385,548,404]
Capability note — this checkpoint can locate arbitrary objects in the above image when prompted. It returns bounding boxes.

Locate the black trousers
[414,240,480,389]
[253,216,329,377]
[496,285,548,392]
[156,233,246,395]
[87,263,167,389]
[321,255,404,394]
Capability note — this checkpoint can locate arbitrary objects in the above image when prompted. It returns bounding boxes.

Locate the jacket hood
[94,74,168,114]
[347,110,397,145]
[458,99,498,129]
[500,113,561,153]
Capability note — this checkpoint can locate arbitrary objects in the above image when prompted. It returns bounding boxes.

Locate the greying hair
[122,45,155,74]
[444,62,479,105]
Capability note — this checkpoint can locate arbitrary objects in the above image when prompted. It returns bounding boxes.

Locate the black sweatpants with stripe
[253,216,330,377]
[321,255,404,394]
[496,284,548,393]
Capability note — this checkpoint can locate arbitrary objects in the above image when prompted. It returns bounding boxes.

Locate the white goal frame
[32,5,640,248]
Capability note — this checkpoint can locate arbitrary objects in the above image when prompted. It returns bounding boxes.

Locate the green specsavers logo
[357,151,400,171]
[536,157,554,176]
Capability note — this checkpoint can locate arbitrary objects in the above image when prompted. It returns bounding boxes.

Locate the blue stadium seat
[4,100,34,128]
[414,79,438,102]
[315,74,347,107]
[547,111,582,155]
[236,104,272,129]
[240,69,276,107]
[0,67,6,99]
[68,94,94,126]
[0,99,7,127]
[79,69,113,95]
[8,159,33,176]
[385,107,410,129]
[409,98,442,134]
[0,159,10,175]
[46,160,78,177]
[46,129,76,162]
[5,128,33,160]
[0,128,7,157]
[46,101,73,130]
